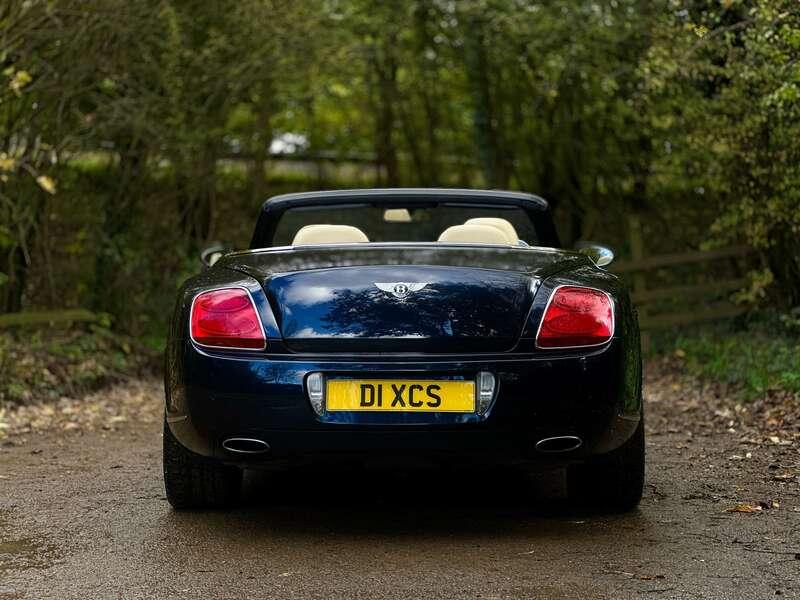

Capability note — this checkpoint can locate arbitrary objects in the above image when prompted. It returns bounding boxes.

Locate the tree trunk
[2,190,44,314]
[464,15,507,188]
[178,144,217,251]
[413,0,440,184]
[92,141,147,314]
[398,102,428,186]
[250,78,274,205]
[371,36,399,187]
[3,245,28,313]
[767,236,800,306]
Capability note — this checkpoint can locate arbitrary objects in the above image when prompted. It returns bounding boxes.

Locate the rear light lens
[307,372,325,416]
[536,285,614,349]
[476,371,496,415]
[190,288,266,350]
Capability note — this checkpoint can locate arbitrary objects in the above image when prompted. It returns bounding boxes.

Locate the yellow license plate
[326,379,475,413]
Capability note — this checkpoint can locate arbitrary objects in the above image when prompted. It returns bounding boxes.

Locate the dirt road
[1,365,799,599]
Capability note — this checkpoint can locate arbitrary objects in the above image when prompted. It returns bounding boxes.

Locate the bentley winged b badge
[374,282,429,299]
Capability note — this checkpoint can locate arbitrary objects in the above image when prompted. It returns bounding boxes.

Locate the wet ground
[1,369,798,599]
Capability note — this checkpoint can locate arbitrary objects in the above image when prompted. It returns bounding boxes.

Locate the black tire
[567,418,645,512]
[163,419,242,510]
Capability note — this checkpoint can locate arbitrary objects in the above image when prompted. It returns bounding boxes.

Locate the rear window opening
[270,204,539,246]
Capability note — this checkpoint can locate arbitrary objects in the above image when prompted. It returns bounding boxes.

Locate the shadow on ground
[160,464,649,541]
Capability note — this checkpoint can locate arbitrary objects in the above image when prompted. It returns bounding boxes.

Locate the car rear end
[164,246,642,510]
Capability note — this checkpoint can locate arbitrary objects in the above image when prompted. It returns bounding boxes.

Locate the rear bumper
[165,339,641,465]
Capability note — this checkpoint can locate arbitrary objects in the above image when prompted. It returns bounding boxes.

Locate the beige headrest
[292,224,369,246]
[383,208,412,222]
[437,224,511,245]
[465,218,519,244]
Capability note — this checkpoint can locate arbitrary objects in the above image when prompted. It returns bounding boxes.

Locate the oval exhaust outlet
[535,436,582,453]
[222,437,270,454]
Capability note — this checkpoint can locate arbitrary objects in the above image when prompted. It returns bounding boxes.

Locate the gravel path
[1,364,798,599]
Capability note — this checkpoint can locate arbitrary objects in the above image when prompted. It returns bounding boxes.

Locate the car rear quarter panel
[522,265,642,416]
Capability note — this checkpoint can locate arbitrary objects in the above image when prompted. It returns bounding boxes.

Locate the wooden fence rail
[0,309,98,329]
[613,245,753,273]
[610,240,756,331]
[0,244,756,335]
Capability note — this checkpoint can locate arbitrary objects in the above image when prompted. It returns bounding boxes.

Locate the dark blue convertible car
[163,189,643,510]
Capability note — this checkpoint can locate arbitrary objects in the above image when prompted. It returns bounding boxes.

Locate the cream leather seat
[437,224,510,245]
[292,224,369,246]
[464,217,519,244]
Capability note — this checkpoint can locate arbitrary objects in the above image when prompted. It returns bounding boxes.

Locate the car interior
[270,203,539,247]
[290,217,523,247]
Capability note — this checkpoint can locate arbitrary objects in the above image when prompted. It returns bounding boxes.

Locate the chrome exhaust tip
[222,437,270,454]
[535,435,582,453]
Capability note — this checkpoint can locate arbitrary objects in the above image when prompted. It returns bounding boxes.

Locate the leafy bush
[655,314,800,400]
[0,324,158,406]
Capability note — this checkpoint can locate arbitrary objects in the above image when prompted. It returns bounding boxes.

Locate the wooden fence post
[627,214,651,353]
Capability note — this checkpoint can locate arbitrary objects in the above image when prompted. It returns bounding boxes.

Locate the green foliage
[643,0,800,303]
[0,324,157,406]
[779,306,800,334]
[659,316,800,400]
[1,0,799,348]
[733,268,775,305]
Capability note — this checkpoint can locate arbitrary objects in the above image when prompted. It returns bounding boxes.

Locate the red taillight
[190,288,266,350]
[536,285,614,349]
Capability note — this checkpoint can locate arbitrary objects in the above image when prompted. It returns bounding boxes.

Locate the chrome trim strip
[165,414,188,424]
[535,436,583,453]
[190,345,610,363]
[229,242,566,257]
[222,437,270,454]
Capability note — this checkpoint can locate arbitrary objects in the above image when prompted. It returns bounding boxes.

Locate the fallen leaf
[35,175,57,195]
[9,70,33,95]
[0,153,16,171]
[725,503,763,514]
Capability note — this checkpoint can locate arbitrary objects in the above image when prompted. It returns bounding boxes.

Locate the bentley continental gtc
[163,189,644,511]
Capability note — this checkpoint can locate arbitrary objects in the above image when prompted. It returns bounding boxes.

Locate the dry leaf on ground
[725,503,763,514]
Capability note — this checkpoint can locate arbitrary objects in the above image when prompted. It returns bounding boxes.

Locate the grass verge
[0,324,159,406]
[650,312,800,400]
